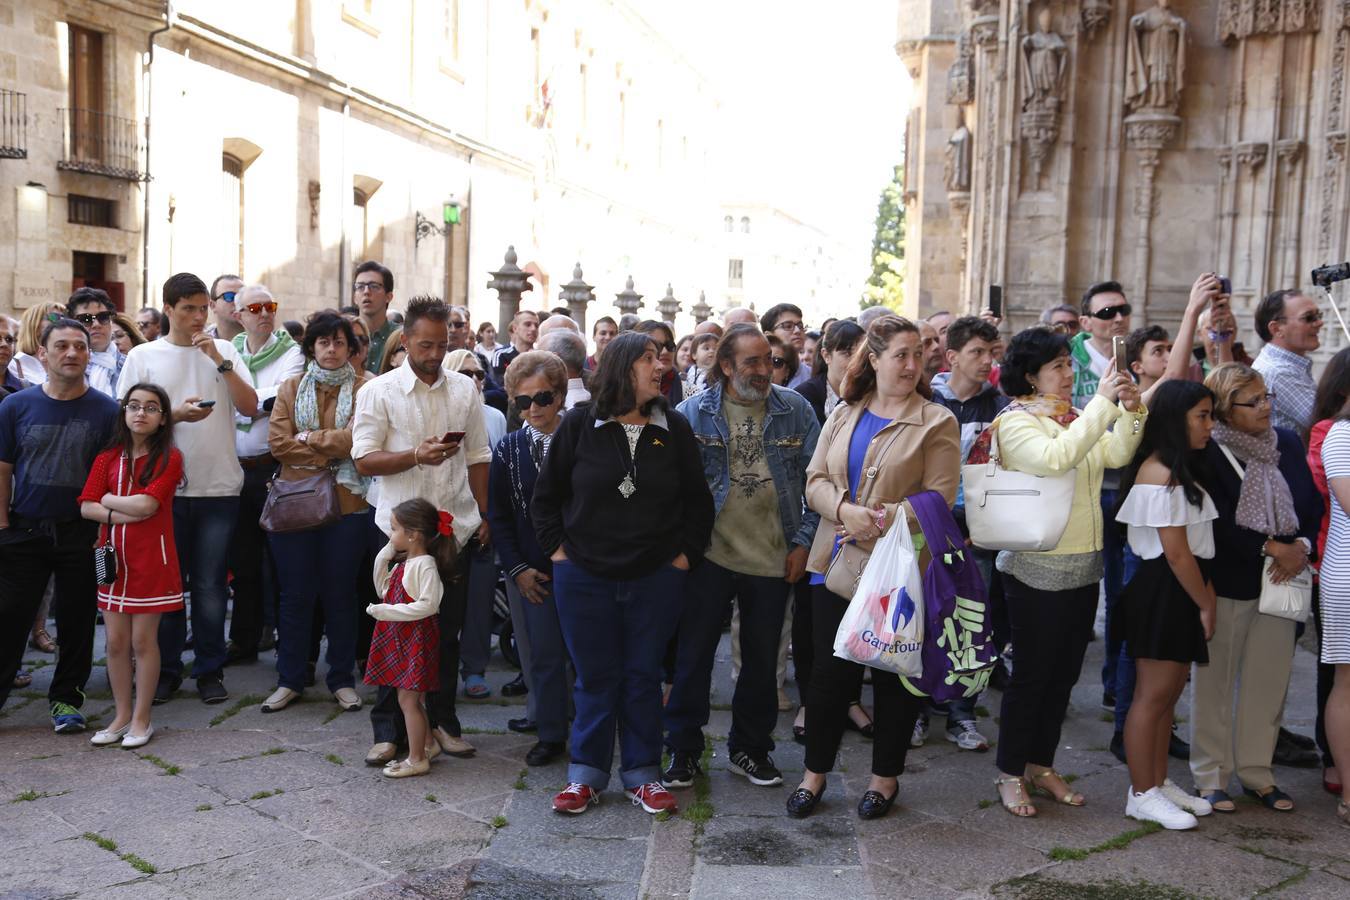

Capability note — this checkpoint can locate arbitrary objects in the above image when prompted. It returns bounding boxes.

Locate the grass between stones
[490,815,508,828]
[324,753,344,766]
[208,694,265,727]
[248,788,285,801]
[513,768,528,790]
[81,832,157,875]
[993,874,1195,900]
[12,789,69,803]
[137,753,182,776]
[683,738,716,830]
[1047,821,1161,861]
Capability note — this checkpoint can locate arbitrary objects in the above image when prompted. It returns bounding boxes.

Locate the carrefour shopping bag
[832,519,924,676]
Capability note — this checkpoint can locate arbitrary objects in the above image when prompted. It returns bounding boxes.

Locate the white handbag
[1217,445,1312,622]
[962,427,1077,551]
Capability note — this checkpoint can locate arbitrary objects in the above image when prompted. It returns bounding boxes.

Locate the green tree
[862,163,905,310]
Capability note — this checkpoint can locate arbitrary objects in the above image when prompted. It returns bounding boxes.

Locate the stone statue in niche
[1021,7,1067,113]
[947,31,974,106]
[944,110,972,194]
[1126,0,1188,115]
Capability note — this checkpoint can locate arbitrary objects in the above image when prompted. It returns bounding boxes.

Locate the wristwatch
[217,360,234,374]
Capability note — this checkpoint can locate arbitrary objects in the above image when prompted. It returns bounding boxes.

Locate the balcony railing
[0,89,26,159]
[58,107,148,181]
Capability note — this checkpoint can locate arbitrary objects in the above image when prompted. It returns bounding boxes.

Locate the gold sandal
[995,775,1036,817]
[1028,769,1085,806]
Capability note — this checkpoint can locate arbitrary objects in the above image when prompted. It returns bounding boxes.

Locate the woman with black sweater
[533,332,714,817]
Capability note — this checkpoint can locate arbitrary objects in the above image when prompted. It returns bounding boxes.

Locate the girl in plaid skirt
[365,499,458,778]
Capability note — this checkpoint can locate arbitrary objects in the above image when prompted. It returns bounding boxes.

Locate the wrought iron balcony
[57,107,148,181]
[0,89,26,159]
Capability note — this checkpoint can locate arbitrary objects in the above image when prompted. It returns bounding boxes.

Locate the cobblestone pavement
[1,614,1345,900]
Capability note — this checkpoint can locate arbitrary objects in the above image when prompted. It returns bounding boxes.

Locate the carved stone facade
[896,0,1350,359]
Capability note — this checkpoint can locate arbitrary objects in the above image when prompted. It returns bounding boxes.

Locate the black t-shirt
[0,385,119,521]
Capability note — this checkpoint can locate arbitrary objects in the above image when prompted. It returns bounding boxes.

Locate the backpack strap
[907,491,965,561]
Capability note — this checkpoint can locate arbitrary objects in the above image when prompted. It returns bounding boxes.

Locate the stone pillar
[614,275,643,317]
[558,262,595,333]
[487,245,534,337]
[691,290,712,324]
[657,284,680,324]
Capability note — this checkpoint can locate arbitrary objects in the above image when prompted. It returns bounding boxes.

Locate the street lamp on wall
[414,196,462,247]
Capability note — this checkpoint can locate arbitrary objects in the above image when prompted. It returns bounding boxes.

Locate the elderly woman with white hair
[443,347,507,699]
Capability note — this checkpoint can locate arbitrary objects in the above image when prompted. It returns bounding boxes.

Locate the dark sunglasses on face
[214,291,237,303]
[75,312,113,325]
[463,368,486,380]
[656,340,676,353]
[513,390,556,411]
[1089,303,1131,321]
[242,301,278,315]
[1275,312,1323,325]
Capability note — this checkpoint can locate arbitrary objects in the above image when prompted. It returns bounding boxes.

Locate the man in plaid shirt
[1252,289,1323,443]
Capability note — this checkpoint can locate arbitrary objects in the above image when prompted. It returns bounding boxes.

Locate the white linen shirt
[351,360,490,546]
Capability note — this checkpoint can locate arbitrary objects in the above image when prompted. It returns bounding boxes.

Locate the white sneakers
[1126,786,1198,830]
[1159,778,1213,816]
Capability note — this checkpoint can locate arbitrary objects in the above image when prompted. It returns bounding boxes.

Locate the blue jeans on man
[664,560,790,759]
[269,511,366,693]
[161,496,241,686]
[514,579,572,744]
[553,560,686,791]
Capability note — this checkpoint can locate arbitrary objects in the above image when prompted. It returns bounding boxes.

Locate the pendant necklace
[614,423,642,499]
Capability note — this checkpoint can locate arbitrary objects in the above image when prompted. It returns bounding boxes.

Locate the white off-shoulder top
[367,543,443,622]
[1115,483,1217,561]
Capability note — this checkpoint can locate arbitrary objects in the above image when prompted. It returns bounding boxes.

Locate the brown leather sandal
[30,628,55,654]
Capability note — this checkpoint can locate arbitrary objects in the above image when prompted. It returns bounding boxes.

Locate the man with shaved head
[724,307,757,327]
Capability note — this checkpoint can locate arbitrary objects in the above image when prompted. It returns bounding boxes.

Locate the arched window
[723,215,734,232]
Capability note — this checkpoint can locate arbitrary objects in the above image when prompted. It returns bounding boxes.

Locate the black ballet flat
[786,785,825,819]
[857,789,897,820]
[844,702,875,739]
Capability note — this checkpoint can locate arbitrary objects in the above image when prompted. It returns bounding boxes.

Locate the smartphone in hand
[442,431,465,444]
[1112,335,1128,374]
[988,284,1003,319]
[196,399,217,409]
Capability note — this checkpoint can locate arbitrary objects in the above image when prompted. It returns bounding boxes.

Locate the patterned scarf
[294,360,369,498]
[232,329,297,375]
[1211,421,1298,536]
[966,394,1078,465]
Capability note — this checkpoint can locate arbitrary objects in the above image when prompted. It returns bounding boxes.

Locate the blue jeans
[515,577,572,743]
[1099,489,1126,693]
[458,543,498,679]
[553,559,686,791]
[161,496,240,683]
[269,511,367,693]
[1112,546,1142,731]
[664,560,789,757]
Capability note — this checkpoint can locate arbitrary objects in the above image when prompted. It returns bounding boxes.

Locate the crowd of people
[1,262,1348,834]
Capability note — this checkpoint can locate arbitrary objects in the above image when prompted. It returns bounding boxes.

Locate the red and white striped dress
[78,448,185,614]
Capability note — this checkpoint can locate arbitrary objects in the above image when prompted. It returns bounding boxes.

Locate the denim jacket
[677,382,821,551]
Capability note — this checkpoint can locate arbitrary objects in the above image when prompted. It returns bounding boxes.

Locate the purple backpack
[899,491,997,703]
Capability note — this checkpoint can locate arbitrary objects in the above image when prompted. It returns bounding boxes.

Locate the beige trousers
[1189,595,1296,793]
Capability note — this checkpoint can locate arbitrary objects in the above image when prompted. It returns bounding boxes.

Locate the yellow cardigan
[995,395,1147,556]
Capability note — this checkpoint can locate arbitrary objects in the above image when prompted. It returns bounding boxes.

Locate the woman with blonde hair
[110,313,147,356]
[787,314,960,820]
[13,302,63,385]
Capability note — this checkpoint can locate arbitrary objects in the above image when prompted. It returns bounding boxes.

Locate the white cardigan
[366,543,443,622]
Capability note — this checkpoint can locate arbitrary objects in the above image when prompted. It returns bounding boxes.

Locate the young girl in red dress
[78,383,184,749]
[365,498,457,778]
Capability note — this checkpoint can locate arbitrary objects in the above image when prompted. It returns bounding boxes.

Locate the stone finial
[657,284,680,324]
[615,276,643,315]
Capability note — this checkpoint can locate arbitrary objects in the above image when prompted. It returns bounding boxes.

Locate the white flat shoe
[90,723,131,746]
[121,726,154,749]
[261,687,300,713]
[333,687,361,711]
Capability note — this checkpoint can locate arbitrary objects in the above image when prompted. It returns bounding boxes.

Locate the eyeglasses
[1274,312,1323,325]
[124,401,163,416]
[774,320,805,333]
[1049,320,1081,334]
[75,312,113,325]
[213,291,237,303]
[1089,303,1132,321]
[513,390,556,411]
[1231,391,1276,409]
[771,356,787,368]
[353,282,385,294]
[242,301,278,315]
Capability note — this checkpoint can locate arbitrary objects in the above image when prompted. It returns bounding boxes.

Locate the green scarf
[294,360,370,498]
[233,330,297,376]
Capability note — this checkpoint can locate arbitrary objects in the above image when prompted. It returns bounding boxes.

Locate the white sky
[641,0,913,261]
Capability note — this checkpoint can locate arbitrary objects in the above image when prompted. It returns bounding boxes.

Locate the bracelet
[413,447,422,468]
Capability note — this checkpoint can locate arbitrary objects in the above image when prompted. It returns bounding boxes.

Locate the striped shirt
[1318,420,1350,663]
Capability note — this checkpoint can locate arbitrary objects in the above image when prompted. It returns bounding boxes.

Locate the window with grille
[727,258,744,289]
[68,194,115,227]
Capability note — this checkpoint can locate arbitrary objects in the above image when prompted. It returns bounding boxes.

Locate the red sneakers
[626,781,678,814]
[552,782,600,815]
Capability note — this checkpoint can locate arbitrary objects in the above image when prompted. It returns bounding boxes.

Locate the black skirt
[1112,556,1210,664]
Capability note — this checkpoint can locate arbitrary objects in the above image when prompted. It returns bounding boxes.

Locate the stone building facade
[2,1,856,338]
[897,0,1350,354]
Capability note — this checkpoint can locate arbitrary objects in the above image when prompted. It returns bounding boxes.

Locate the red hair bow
[436,510,454,536]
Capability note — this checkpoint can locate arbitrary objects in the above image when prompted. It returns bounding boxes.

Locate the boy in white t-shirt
[116,272,259,706]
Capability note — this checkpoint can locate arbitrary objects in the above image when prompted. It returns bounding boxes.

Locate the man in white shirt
[539,329,590,410]
[117,273,259,706]
[352,295,492,765]
[66,287,123,398]
[226,285,305,663]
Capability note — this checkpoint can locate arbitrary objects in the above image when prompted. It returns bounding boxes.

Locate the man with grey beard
[661,324,820,791]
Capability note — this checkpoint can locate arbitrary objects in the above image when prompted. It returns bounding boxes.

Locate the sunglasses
[771,356,787,368]
[1049,321,1080,334]
[242,301,278,315]
[1089,303,1131,320]
[75,312,113,325]
[213,291,237,303]
[1274,312,1323,325]
[513,390,556,411]
[653,340,676,353]
[464,369,486,380]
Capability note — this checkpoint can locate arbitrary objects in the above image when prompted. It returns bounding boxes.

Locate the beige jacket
[269,372,371,516]
[805,392,960,575]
